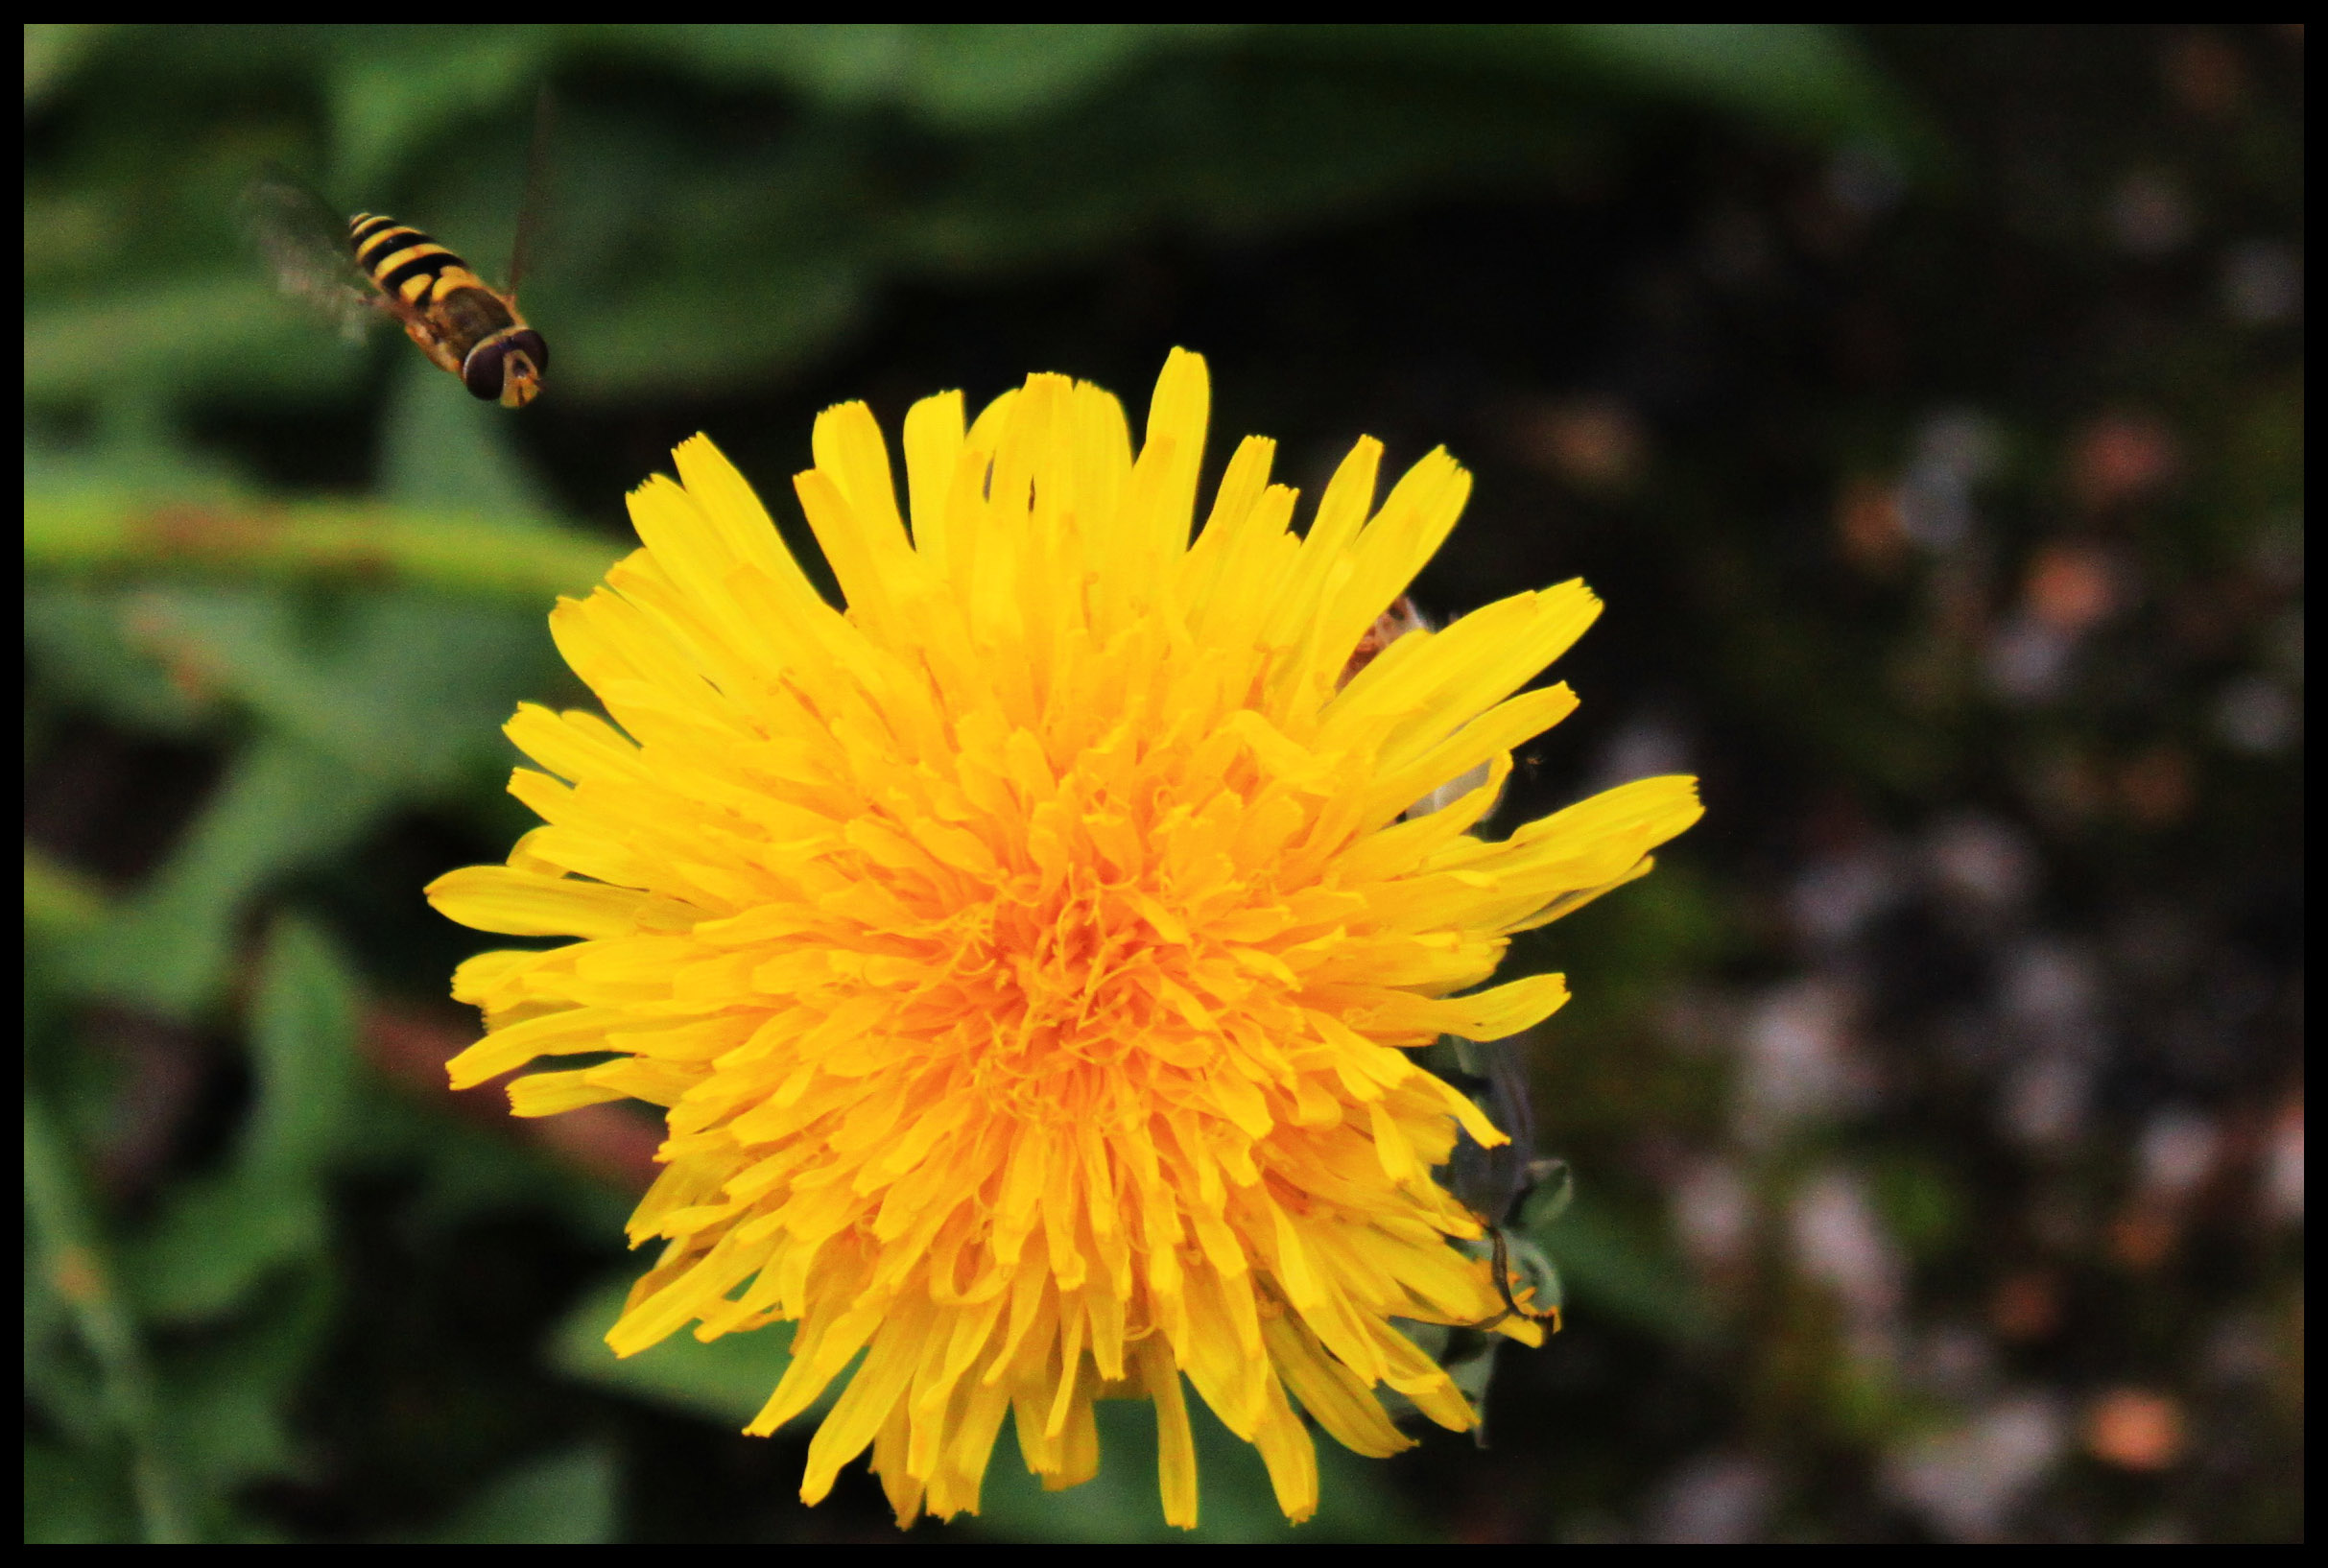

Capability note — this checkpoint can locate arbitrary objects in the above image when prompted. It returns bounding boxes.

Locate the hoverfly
[243,92,551,408]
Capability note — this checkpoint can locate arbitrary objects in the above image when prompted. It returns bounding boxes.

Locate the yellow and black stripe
[346,212,546,407]
[349,214,486,308]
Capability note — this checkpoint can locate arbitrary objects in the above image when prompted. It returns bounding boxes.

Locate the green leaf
[124,1176,323,1324]
[546,1276,819,1429]
[94,587,553,794]
[1546,24,1912,144]
[547,258,865,400]
[154,1270,336,1493]
[243,915,361,1178]
[22,23,119,110]
[124,917,359,1321]
[864,24,1233,128]
[62,741,396,1016]
[328,31,550,197]
[596,24,1230,127]
[376,350,565,520]
[416,1446,619,1545]
[22,273,333,405]
[23,1441,137,1545]
[24,844,113,946]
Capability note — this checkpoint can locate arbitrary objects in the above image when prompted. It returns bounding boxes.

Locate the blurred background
[23,24,2303,1544]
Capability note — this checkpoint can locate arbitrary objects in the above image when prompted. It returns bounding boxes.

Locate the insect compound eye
[461,338,511,400]
[505,328,547,377]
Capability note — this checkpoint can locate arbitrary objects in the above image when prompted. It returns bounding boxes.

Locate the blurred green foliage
[25,24,1915,405]
[25,21,2301,1546]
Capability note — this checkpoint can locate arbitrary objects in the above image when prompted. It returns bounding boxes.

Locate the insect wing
[240,172,380,344]
[504,86,556,298]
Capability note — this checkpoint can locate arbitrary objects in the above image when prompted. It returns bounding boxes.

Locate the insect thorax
[433,284,520,357]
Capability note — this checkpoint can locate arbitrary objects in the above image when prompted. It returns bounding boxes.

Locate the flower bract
[428,349,1701,1528]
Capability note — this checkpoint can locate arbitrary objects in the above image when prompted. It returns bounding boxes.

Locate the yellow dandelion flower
[426,349,1701,1529]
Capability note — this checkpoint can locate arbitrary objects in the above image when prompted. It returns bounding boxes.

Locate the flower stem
[25,490,621,604]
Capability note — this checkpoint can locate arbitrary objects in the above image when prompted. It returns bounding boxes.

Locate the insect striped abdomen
[344,212,542,406]
[350,215,470,300]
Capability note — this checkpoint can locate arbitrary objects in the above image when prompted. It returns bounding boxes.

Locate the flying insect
[243,94,551,408]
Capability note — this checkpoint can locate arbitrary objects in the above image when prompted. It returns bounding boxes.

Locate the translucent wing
[505,86,556,297]
[240,170,379,344]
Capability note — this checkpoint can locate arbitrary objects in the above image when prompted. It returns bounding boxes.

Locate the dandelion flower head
[427,350,1702,1528]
